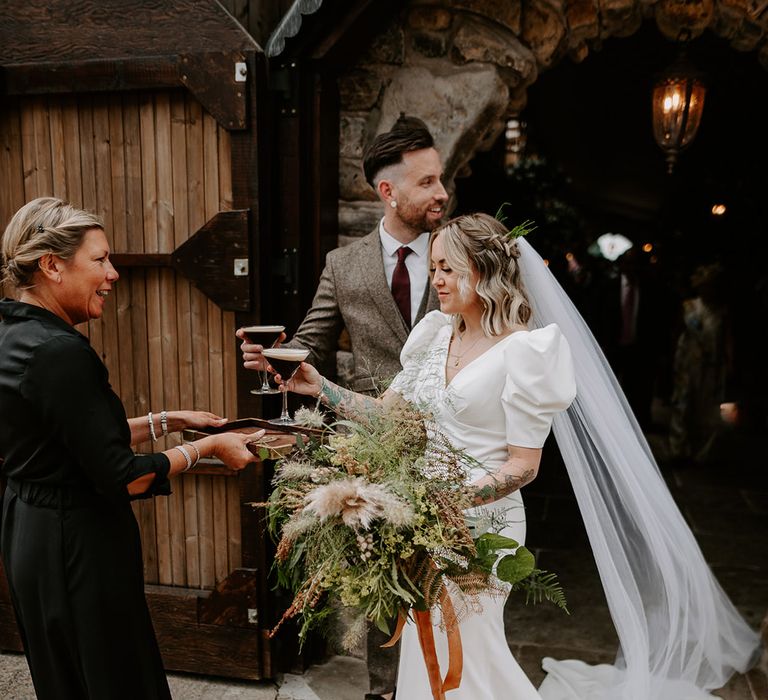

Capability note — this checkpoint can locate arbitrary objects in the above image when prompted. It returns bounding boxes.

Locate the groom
[239,115,447,699]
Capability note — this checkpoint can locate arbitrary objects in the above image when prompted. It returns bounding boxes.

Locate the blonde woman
[0,197,263,700]
[283,212,759,699]
[286,212,576,698]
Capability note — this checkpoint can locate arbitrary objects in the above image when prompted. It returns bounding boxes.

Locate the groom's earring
[390,200,397,208]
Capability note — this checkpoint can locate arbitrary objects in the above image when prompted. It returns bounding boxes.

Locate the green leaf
[495,201,512,224]
[476,554,498,573]
[475,533,520,551]
[296,434,305,449]
[375,615,391,635]
[496,547,536,584]
[258,447,270,460]
[506,220,536,240]
[381,561,416,604]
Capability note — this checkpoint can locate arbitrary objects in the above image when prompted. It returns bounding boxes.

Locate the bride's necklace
[448,332,486,367]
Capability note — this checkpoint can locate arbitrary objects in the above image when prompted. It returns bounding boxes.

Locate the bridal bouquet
[265,405,567,656]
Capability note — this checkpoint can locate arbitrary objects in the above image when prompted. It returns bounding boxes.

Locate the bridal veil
[517,238,760,699]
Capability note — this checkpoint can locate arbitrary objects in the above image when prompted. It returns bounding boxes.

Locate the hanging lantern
[652,52,706,174]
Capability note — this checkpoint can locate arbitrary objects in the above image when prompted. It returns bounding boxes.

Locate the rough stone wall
[336,0,768,243]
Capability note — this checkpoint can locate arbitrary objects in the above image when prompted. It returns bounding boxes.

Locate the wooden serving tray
[180,418,327,474]
[190,417,326,438]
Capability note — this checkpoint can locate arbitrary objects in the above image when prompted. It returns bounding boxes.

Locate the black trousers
[367,623,399,695]
[0,482,171,700]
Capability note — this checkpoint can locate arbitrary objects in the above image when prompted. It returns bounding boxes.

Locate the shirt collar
[378,218,430,258]
[0,298,84,338]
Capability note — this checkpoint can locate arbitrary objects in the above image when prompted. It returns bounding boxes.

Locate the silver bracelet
[315,377,327,402]
[148,412,157,442]
[160,410,168,436]
[173,444,193,471]
[185,442,201,469]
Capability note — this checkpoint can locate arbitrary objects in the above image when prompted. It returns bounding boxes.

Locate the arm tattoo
[320,378,382,422]
[472,468,535,506]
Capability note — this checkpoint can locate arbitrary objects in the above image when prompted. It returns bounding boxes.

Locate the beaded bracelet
[173,444,193,471]
[160,410,168,437]
[148,412,157,442]
[185,442,201,469]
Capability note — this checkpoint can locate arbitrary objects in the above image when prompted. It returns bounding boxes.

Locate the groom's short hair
[363,114,435,188]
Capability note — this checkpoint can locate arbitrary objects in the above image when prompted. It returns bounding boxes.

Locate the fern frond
[513,569,569,613]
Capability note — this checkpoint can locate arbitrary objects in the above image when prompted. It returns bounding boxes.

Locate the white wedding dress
[389,310,576,699]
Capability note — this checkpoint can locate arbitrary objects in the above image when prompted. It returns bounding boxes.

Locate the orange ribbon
[382,610,408,648]
[383,593,463,700]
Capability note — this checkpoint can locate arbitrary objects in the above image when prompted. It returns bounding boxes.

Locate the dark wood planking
[111,210,250,311]
[0,101,25,242]
[147,582,262,679]
[1,0,260,131]
[238,458,271,676]
[111,253,173,267]
[232,51,267,419]
[0,1,257,65]
[172,210,250,311]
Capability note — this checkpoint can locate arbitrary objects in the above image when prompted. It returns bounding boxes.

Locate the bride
[283,212,759,699]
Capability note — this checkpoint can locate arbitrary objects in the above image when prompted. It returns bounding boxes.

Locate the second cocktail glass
[240,325,285,395]
[262,348,310,425]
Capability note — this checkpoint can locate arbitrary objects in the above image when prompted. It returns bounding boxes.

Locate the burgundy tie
[392,246,412,327]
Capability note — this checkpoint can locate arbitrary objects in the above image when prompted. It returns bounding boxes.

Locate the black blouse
[0,299,170,501]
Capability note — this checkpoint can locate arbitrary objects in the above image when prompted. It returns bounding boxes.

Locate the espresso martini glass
[262,348,310,426]
[240,325,285,395]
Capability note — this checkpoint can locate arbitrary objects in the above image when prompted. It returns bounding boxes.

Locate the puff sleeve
[388,311,450,400]
[502,324,576,448]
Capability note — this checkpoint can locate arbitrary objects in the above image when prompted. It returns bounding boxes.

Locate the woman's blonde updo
[1,197,104,290]
[430,212,532,336]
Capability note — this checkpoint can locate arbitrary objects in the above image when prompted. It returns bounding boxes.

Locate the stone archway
[336,0,768,241]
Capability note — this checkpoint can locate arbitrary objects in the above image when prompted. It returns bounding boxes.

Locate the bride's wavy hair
[430,212,532,336]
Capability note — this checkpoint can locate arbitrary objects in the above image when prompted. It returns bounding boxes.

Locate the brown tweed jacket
[285,228,439,392]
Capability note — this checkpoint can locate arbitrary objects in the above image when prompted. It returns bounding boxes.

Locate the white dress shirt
[379,219,430,324]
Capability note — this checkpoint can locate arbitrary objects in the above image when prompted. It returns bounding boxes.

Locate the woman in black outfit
[0,197,263,700]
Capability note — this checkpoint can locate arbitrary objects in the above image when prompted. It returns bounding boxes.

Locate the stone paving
[504,423,768,700]
[1,421,766,699]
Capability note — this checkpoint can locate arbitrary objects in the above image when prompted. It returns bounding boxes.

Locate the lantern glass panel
[652,76,706,152]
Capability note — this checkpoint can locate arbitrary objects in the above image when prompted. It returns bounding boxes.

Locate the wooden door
[0,89,272,679]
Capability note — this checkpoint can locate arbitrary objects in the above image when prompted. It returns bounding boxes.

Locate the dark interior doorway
[455,20,768,446]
